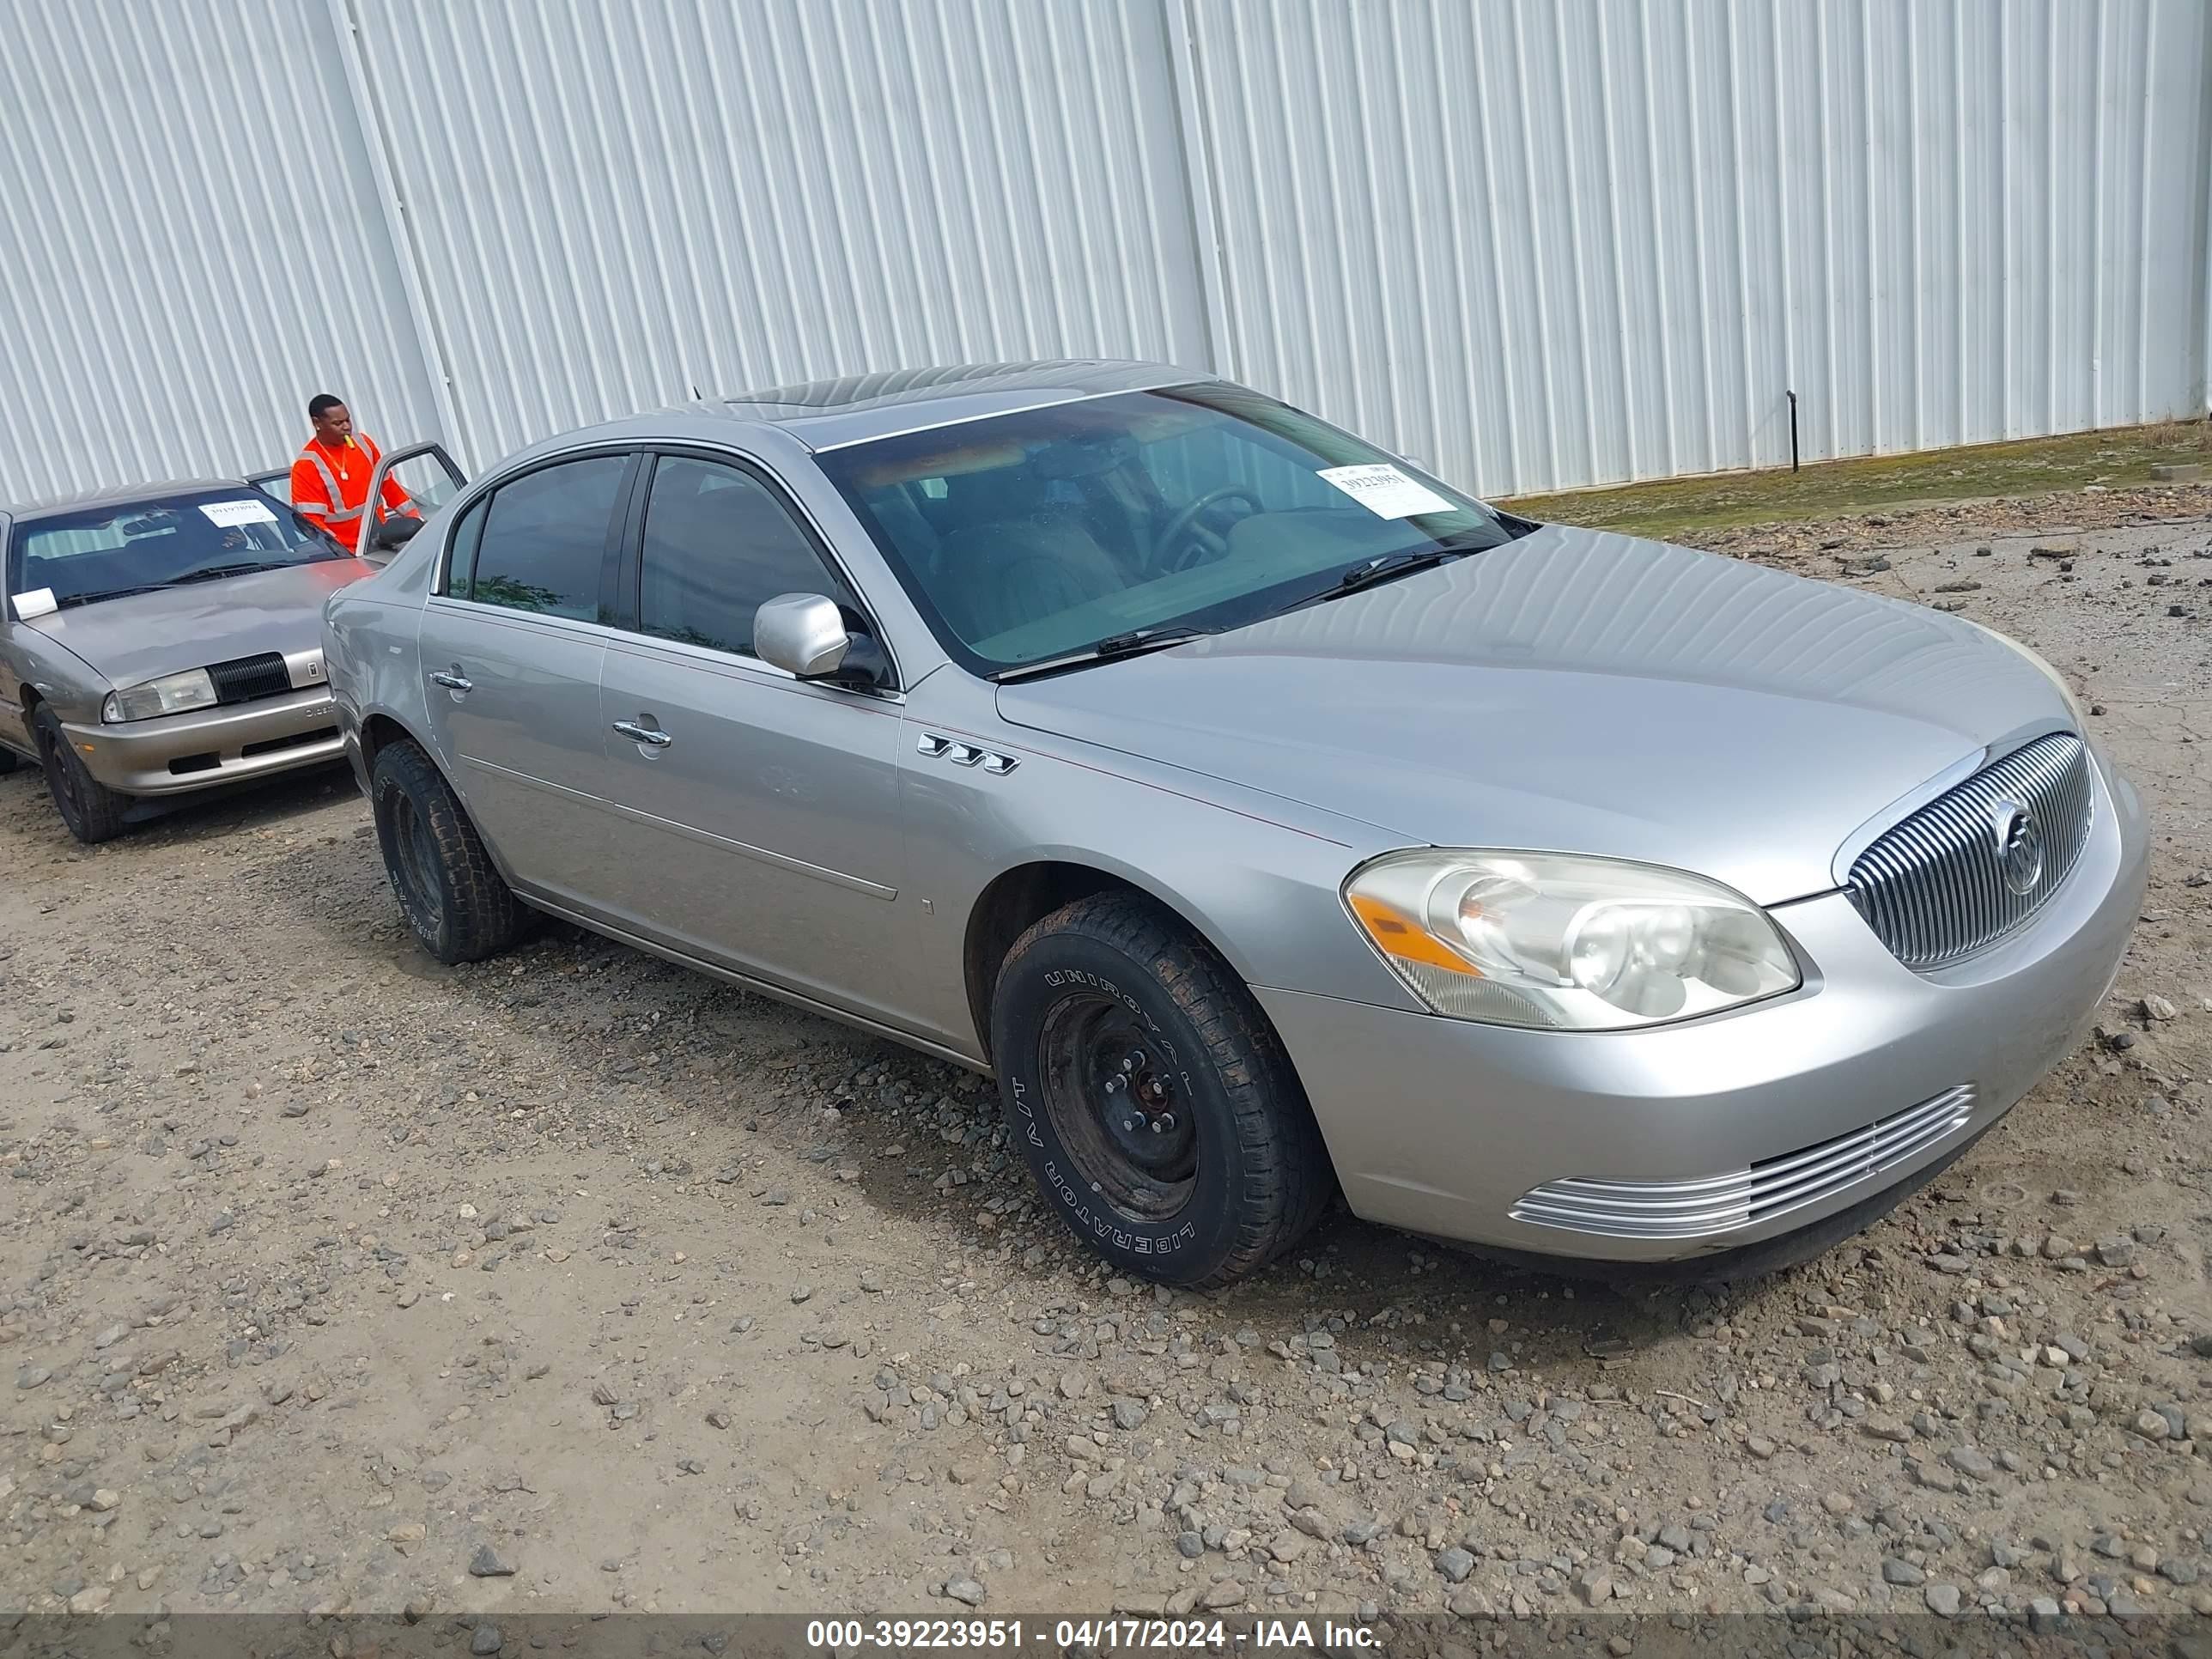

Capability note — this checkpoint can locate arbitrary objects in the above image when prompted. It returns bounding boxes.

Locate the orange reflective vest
[290,433,412,553]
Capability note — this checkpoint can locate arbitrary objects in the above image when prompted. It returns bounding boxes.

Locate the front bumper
[62,690,345,797]
[1260,748,2148,1263]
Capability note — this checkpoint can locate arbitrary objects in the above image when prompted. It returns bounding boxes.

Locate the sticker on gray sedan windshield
[198,499,279,528]
[1316,463,1454,519]
[9,587,56,621]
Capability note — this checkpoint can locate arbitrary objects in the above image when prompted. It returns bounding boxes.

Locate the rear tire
[370,738,528,964]
[989,891,1335,1288]
[33,705,128,843]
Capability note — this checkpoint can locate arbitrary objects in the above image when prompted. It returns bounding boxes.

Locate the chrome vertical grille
[1845,732,2093,968]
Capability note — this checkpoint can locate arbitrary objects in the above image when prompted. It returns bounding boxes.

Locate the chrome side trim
[915,731,1018,773]
[1509,1083,1978,1241]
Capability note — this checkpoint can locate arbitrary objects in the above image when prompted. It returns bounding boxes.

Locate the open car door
[248,446,467,563]
[356,441,467,565]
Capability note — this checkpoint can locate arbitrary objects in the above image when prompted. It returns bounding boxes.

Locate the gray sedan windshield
[817,385,1510,674]
[9,490,338,610]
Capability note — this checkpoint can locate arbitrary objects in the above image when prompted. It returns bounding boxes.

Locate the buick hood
[22,558,375,690]
[994,525,2075,904]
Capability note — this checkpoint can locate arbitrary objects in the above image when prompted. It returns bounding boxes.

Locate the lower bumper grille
[241,726,338,758]
[1510,1084,1977,1241]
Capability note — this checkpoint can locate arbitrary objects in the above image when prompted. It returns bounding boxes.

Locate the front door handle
[611,720,672,748]
[429,669,472,692]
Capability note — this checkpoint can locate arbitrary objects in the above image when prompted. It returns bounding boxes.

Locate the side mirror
[754,592,852,678]
[372,515,422,551]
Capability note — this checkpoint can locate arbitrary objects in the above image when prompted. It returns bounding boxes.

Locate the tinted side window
[470,456,627,619]
[636,457,852,656]
[442,495,489,598]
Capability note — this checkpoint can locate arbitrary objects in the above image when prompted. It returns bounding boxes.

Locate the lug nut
[1104,1076,1122,1094]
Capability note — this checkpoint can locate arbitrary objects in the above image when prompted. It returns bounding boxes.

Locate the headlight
[101,669,217,723]
[1965,619,2086,728]
[1344,850,1801,1030]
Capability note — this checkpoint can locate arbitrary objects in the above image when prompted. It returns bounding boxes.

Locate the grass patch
[1499,419,2211,542]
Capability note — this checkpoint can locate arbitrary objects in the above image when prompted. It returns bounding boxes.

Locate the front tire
[0,744,21,775]
[33,705,128,843]
[370,738,528,964]
[990,892,1334,1288]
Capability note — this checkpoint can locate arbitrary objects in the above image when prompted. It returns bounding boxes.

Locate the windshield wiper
[992,625,1215,683]
[1267,538,1492,618]
[56,585,167,609]
[170,561,297,585]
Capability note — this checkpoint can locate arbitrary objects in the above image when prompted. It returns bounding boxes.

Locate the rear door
[417,450,637,908]
[592,450,915,1029]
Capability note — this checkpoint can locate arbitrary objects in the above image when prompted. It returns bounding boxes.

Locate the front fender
[896,672,1424,1056]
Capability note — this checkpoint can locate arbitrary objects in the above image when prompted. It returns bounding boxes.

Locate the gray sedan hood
[22,558,375,689]
[995,525,2074,904]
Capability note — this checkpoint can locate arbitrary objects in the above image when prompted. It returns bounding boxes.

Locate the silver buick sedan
[323,362,2147,1287]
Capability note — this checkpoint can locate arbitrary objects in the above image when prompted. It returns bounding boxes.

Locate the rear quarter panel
[323,584,432,776]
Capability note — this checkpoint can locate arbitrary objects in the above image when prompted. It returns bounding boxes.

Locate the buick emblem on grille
[1992,799,2045,895]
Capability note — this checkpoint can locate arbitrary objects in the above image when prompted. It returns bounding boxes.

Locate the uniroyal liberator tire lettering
[1009,1073,1044,1146]
[1039,1158,1194,1253]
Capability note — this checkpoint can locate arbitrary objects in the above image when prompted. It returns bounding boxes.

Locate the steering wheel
[1150,487,1258,573]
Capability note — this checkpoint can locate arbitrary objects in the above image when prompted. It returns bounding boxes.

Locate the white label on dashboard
[1316,463,1454,520]
[10,587,57,620]
[198,498,279,527]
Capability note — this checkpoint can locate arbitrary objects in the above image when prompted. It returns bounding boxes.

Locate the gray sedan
[2,480,380,842]
[323,362,2147,1287]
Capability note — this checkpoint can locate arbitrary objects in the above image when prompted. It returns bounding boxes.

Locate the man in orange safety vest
[290,392,418,555]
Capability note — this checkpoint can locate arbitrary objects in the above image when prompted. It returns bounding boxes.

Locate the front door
[418,451,635,908]
[592,452,914,1030]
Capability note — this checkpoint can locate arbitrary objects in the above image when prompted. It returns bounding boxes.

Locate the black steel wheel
[369,737,529,964]
[32,704,127,843]
[1036,993,1200,1220]
[990,890,1335,1287]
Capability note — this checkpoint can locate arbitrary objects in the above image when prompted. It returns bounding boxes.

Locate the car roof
[7,477,258,521]
[671,359,1212,452]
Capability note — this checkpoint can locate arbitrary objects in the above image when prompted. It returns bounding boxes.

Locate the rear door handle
[430,670,472,691]
[611,720,672,748]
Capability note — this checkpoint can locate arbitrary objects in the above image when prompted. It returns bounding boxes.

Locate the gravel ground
[3,483,2212,1635]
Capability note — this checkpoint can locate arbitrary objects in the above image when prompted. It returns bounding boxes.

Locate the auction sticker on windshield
[198,499,279,528]
[10,587,57,621]
[1317,462,1454,520]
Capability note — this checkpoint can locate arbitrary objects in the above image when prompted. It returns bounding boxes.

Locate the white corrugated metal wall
[0,0,443,501]
[1183,0,2212,494]
[349,0,1213,467]
[2,0,2206,503]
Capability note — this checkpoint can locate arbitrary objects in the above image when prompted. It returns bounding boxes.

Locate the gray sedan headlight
[102,669,217,723]
[1345,850,1800,1030]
